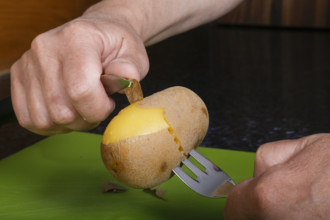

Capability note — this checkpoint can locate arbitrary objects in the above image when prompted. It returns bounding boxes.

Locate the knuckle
[46,93,77,125]
[87,99,115,123]
[51,108,76,125]
[60,20,94,41]
[33,119,53,131]
[67,83,93,102]
[31,33,49,54]
[255,145,267,164]
[255,142,275,169]
[10,63,21,84]
[91,110,110,123]
[11,51,32,76]
[252,183,274,216]
[10,61,19,74]
[17,117,32,130]
[29,114,54,131]
[100,100,115,119]
[252,171,284,214]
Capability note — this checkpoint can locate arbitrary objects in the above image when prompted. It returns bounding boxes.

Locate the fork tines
[173,149,235,197]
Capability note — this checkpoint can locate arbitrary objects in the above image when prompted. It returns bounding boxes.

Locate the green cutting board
[0,132,255,219]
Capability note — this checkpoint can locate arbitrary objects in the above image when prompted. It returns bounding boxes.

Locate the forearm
[83,0,243,46]
[10,0,242,135]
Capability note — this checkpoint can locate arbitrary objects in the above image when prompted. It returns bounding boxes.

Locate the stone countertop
[1,23,330,158]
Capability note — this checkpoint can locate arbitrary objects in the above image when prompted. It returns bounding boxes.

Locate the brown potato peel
[124,79,143,104]
[102,182,166,200]
[143,188,167,200]
[102,181,127,193]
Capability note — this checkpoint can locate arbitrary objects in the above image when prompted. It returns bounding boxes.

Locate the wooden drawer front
[218,0,330,29]
[0,0,99,72]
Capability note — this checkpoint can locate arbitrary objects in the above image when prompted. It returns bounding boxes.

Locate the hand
[10,0,245,136]
[224,133,330,220]
[10,16,149,135]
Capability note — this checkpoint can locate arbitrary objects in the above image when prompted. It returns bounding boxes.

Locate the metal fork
[173,149,236,198]
[100,74,236,197]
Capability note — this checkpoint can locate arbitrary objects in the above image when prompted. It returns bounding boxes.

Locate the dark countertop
[1,23,330,158]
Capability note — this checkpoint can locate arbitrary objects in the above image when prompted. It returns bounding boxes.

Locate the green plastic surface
[0,132,255,219]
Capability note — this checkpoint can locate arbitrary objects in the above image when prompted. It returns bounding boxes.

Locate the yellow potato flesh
[101,86,209,189]
[102,102,170,145]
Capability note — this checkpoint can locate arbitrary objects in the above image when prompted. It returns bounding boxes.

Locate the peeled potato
[101,86,209,189]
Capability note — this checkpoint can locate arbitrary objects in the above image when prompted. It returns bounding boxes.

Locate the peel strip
[124,79,143,104]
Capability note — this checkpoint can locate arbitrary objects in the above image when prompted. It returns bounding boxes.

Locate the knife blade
[101,74,134,95]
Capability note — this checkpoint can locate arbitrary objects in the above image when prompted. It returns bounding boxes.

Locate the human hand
[10,15,149,135]
[10,0,246,136]
[224,133,330,220]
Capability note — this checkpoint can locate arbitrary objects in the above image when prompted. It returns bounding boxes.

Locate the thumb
[103,47,149,81]
[254,138,305,177]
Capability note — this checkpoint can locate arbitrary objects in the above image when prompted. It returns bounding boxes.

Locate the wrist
[81,0,244,46]
[82,0,148,42]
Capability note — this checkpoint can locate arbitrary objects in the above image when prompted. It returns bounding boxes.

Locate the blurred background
[1,0,330,158]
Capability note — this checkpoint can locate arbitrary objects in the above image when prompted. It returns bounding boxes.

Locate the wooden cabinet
[0,0,99,73]
[218,0,330,28]
[0,0,99,99]
[1,0,329,99]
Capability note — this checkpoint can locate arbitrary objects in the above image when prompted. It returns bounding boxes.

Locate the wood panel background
[1,0,329,73]
[0,0,100,100]
[218,0,330,28]
[0,0,100,73]
[1,0,329,99]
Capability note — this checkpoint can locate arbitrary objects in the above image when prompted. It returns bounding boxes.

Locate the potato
[101,86,209,189]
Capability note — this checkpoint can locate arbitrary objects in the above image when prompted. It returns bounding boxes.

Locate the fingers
[40,53,101,132]
[224,138,305,219]
[224,138,306,219]
[11,51,72,135]
[10,18,150,135]
[254,138,305,177]
[225,134,330,219]
[11,28,110,135]
[10,59,33,130]
[62,44,114,124]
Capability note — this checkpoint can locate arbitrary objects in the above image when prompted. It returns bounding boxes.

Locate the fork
[173,149,236,198]
[100,75,236,197]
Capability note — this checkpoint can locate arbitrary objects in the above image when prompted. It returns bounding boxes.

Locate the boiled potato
[101,86,209,189]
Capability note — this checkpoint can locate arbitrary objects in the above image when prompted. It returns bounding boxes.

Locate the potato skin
[101,128,184,188]
[139,86,209,154]
[101,86,209,188]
